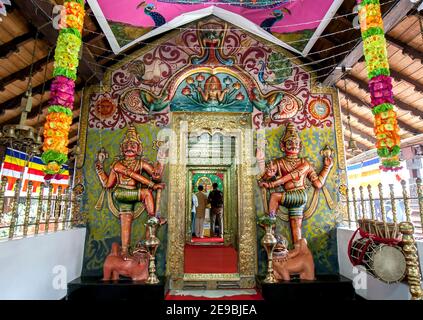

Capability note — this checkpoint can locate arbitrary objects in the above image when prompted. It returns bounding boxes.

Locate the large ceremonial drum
[350,238,407,283]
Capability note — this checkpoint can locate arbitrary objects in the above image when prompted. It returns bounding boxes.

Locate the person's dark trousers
[211,207,223,237]
[191,211,196,236]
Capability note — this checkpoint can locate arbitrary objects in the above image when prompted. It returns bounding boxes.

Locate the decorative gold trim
[8,179,21,239]
[399,222,423,300]
[167,112,257,289]
[183,273,241,281]
[23,181,32,236]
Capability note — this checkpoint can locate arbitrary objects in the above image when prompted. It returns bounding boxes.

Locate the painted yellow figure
[95,125,165,256]
[258,122,333,244]
[197,75,229,103]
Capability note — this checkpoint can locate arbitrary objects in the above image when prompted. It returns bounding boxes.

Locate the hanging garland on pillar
[357,0,401,172]
[41,0,85,175]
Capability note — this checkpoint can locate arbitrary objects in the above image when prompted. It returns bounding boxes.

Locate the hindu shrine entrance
[167,113,257,289]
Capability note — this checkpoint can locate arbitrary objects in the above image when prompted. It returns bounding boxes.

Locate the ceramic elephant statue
[103,242,149,281]
[272,238,315,281]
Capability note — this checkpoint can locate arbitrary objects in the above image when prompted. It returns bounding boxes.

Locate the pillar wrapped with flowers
[41,0,85,175]
[357,0,401,171]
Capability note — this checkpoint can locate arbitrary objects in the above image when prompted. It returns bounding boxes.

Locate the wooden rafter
[1,86,83,126]
[0,55,54,91]
[323,0,417,85]
[0,79,53,114]
[337,83,420,135]
[344,130,373,151]
[389,69,423,95]
[344,74,423,120]
[339,96,375,129]
[385,34,423,62]
[0,30,37,59]
[13,0,103,84]
[340,112,377,144]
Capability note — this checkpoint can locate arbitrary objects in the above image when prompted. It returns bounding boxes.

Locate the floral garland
[357,0,401,171]
[41,0,85,175]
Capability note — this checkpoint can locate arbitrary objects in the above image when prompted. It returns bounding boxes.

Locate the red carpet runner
[191,236,224,243]
[184,244,238,273]
[165,290,263,300]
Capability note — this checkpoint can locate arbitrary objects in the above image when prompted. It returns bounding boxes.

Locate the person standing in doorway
[208,183,223,238]
[191,189,198,236]
[195,185,207,238]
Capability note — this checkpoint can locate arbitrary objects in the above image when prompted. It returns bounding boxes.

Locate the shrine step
[257,274,356,301]
[66,276,166,301]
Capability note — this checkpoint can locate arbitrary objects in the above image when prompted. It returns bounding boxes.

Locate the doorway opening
[184,132,239,274]
[189,169,225,245]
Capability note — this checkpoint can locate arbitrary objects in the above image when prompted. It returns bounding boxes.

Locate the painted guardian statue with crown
[257,122,334,281]
[94,125,166,258]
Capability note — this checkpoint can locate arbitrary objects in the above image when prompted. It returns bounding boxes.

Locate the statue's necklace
[122,158,137,167]
[284,156,300,169]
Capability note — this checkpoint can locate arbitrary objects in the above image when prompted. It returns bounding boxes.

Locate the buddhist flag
[0,148,70,194]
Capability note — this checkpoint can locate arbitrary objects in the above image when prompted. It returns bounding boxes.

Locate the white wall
[0,228,86,300]
[337,227,423,300]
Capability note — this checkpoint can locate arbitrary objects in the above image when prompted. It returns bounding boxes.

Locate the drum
[350,238,406,283]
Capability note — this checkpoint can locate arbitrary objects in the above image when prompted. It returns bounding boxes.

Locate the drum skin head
[372,245,406,283]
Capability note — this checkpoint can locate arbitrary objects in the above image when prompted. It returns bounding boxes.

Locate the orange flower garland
[41,0,84,175]
[43,112,73,155]
[358,0,401,171]
[63,1,85,34]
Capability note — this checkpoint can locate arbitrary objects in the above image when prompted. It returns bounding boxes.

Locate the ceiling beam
[68,131,79,144]
[389,69,423,95]
[385,35,423,62]
[0,79,53,114]
[0,55,54,91]
[323,0,417,86]
[343,130,373,151]
[344,74,423,120]
[1,88,83,126]
[339,97,375,128]
[83,32,105,44]
[336,82,421,135]
[0,30,37,59]
[341,115,377,144]
[14,0,103,84]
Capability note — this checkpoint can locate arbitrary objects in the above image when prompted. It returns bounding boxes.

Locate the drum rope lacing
[347,228,402,266]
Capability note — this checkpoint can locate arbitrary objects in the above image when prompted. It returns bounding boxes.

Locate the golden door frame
[166,112,257,289]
